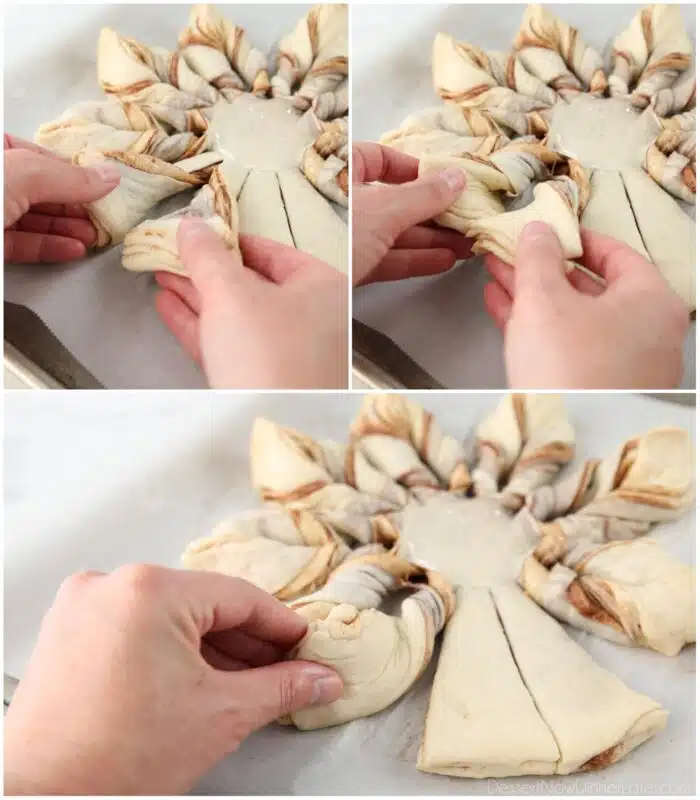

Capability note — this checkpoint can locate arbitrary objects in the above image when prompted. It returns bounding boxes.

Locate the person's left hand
[4,134,120,263]
[4,566,343,796]
[352,142,474,286]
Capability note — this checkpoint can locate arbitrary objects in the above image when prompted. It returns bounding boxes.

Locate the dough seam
[490,588,564,771]
[618,169,651,259]
[277,171,298,248]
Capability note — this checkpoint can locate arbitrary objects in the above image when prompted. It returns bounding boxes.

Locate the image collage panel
[2,2,697,798]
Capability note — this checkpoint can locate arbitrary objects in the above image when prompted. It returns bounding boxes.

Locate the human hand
[154,220,348,389]
[352,142,474,286]
[4,134,120,263]
[483,222,689,389]
[4,566,343,796]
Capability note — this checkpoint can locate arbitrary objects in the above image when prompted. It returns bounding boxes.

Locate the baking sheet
[4,392,695,795]
[352,3,697,390]
[3,4,330,389]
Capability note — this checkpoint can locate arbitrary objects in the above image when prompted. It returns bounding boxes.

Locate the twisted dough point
[178,3,270,95]
[351,394,471,493]
[608,4,693,108]
[513,4,607,97]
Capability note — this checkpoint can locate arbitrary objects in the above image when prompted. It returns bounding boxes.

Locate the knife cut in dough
[182,397,694,777]
[379,4,696,310]
[33,4,348,276]
[418,588,560,778]
[493,586,668,774]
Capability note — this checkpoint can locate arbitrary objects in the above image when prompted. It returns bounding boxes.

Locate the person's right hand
[154,219,348,389]
[4,566,343,796]
[483,223,689,389]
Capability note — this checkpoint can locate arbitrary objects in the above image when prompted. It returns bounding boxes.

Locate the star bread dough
[380,4,696,310]
[182,393,696,778]
[35,4,349,275]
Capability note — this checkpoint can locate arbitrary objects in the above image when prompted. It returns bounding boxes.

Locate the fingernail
[91,164,121,185]
[303,667,343,706]
[438,167,466,192]
[521,221,553,242]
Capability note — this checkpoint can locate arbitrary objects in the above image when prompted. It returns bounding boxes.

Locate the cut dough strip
[492,586,667,774]
[620,168,696,309]
[284,552,455,730]
[418,586,561,777]
[277,169,349,273]
[580,170,650,257]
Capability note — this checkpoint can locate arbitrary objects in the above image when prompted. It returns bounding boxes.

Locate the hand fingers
[205,628,286,667]
[369,248,457,283]
[4,229,85,263]
[484,280,512,330]
[238,234,335,284]
[155,271,201,314]
[513,222,573,306]
[216,661,343,733]
[352,141,419,185]
[171,569,309,648]
[154,289,202,364]
[4,134,62,158]
[177,218,252,305]
[4,150,121,217]
[579,227,660,285]
[31,202,90,219]
[394,224,473,258]
[379,168,467,240]
[15,212,96,247]
[484,252,603,297]
[200,642,249,672]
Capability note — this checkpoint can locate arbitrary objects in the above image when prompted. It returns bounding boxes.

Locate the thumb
[221,660,344,733]
[383,167,466,238]
[4,150,121,214]
[513,222,573,307]
[177,217,250,305]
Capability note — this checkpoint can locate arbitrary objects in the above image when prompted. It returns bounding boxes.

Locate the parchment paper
[3,4,323,389]
[352,3,696,390]
[4,392,695,795]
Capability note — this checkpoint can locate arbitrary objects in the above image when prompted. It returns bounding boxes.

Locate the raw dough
[181,393,696,778]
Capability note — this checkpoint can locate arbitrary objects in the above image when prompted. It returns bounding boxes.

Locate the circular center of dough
[400,496,531,588]
[546,95,661,171]
[206,96,318,171]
